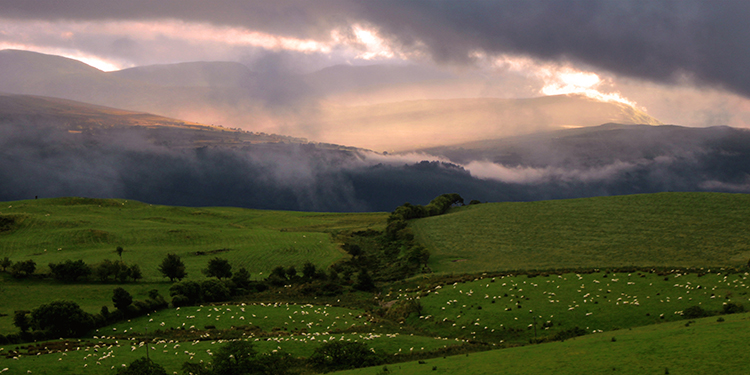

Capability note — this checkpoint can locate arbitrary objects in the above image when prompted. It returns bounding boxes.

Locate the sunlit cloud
[487,54,639,108]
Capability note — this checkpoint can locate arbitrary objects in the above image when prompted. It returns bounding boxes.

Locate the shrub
[309,341,383,372]
[683,305,709,319]
[170,281,202,306]
[116,357,167,375]
[202,279,231,302]
[10,259,36,278]
[722,302,745,315]
[112,287,133,311]
[48,259,92,282]
[31,300,94,337]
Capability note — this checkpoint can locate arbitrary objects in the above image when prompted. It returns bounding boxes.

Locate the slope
[411,192,750,274]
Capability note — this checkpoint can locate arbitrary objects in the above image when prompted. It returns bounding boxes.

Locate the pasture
[0,197,386,333]
[0,302,458,375]
[389,270,750,344]
[335,311,750,375]
[412,193,750,274]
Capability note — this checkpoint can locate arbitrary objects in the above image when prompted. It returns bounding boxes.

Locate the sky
[1,0,750,129]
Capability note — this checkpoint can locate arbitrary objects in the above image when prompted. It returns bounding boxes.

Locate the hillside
[414,123,745,167]
[0,197,386,332]
[312,95,661,151]
[412,193,750,274]
[0,50,662,151]
[335,312,750,375]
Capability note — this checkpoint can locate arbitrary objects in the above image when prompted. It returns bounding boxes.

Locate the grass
[0,197,386,333]
[0,300,457,375]
[412,193,750,274]
[334,311,750,375]
[387,270,750,344]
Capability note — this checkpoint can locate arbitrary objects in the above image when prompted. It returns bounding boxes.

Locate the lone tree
[112,287,133,311]
[158,253,187,282]
[202,257,232,280]
[116,246,124,261]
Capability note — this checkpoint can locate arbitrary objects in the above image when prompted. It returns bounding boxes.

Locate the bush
[722,302,745,315]
[309,341,382,372]
[117,357,167,375]
[48,259,91,282]
[112,287,133,311]
[683,305,709,319]
[10,259,35,278]
[31,300,94,337]
[170,281,202,306]
[202,279,231,302]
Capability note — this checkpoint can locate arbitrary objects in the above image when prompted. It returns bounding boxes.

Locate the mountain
[1,94,749,211]
[0,50,662,151]
[314,95,661,151]
[414,123,735,167]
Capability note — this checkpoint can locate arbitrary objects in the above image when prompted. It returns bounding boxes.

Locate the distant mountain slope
[416,123,741,167]
[0,49,662,151]
[317,95,661,151]
[0,94,325,149]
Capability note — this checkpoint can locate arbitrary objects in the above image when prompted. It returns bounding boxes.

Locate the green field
[335,311,750,375]
[387,270,750,344]
[2,193,750,374]
[412,193,750,274]
[0,197,386,333]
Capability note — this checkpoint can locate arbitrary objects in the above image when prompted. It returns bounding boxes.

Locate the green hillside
[335,311,750,375]
[412,193,750,274]
[0,197,386,332]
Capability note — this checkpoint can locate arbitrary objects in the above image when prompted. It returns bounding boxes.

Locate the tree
[32,300,94,337]
[232,267,251,291]
[212,340,258,375]
[285,265,298,281]
[0,256,11,271]
[308,341,382,372]
[158,253,186,282]
[117,357,167,375]
[116,246,124,261]
[302,261,317,281]
[202,257,232,280]
[49,259,92,282]
[112,287,133,311]
[13,310,32,333]
[201,279,230,302]
[129,264,143,282]
[10,259,36,278]
[170,281,202,306]
[354,269,376,292]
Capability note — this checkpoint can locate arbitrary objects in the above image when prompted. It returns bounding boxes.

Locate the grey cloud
[5,1,747,97]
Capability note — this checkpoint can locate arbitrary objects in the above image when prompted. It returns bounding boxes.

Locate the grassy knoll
[388,270,750,344]
[0,197,386,333]
[335,311,750,375]
[412,193,750,274]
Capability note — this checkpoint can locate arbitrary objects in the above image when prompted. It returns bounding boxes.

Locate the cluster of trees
[1,247,143,283]
[47,258,142,283]
[176,340,378,375]
[3,288,168,344]
[1,257,36,278]
[329,194,465,283]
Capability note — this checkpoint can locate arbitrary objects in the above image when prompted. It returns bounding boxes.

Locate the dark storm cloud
[2,1,748,97]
